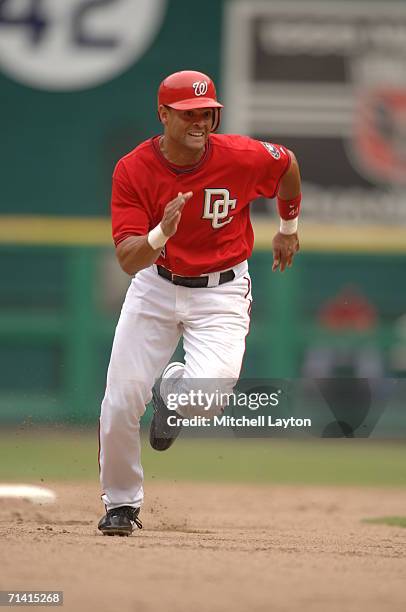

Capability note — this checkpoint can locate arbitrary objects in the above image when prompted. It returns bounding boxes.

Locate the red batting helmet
[158,70,223,131]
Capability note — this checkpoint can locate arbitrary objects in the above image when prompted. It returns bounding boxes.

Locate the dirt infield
[1,482,406,612]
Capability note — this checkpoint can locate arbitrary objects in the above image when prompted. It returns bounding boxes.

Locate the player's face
[164,107,214,152]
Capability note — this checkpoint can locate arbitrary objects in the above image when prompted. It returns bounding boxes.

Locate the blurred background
[0,0,405,432]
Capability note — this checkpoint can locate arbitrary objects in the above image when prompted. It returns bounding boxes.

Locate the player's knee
[101,381,148,423]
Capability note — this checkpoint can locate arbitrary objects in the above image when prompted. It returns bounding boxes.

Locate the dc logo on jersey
[261,142,280,160]
[193,80,208,96]
[202,189,237,229]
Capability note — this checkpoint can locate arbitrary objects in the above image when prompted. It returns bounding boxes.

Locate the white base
[0,484,56,504]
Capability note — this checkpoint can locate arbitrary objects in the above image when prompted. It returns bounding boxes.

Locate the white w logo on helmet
[192,80,208,96]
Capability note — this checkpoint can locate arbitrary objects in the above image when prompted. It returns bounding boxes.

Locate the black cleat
[149,381,183,451]
[98,506,142,536]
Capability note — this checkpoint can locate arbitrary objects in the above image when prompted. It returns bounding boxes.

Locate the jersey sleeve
[111,160,151,246]
[251,141,291,199]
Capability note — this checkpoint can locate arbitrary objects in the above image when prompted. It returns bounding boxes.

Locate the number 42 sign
[0,0,167,90]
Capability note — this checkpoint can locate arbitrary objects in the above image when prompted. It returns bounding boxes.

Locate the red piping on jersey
[151,135,213,176]
[114,232,142,247]
[270,148,292,199]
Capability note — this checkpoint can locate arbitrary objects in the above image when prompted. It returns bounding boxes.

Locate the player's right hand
[161,192,193,237]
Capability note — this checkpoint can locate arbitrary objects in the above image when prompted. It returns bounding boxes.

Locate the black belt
[157,265,235,288]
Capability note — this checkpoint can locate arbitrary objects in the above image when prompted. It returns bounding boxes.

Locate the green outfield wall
[1,0,405,424]
[0,243,403,424]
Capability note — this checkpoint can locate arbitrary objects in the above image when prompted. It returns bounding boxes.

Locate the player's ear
[159,105,169,125]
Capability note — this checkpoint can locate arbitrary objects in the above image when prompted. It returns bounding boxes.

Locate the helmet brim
[165,97,224,110]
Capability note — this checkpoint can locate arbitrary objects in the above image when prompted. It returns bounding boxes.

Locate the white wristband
[147,223,169,250]
[280,217,298,235]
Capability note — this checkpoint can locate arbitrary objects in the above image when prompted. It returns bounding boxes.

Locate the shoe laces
[133,515,143,530]
[108,506,143,530]
[125,507,143,530]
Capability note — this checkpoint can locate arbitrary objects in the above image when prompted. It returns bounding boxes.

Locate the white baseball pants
[99,261,252,510]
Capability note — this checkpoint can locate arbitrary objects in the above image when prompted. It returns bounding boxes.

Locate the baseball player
[98,70,301,536]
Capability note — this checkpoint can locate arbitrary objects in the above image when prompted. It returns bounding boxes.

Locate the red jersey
[111,133,291,276]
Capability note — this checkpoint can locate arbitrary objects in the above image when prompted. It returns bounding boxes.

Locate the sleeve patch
[261,141,281,160]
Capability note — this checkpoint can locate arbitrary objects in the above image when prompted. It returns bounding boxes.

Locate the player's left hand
[272,232,300,272]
